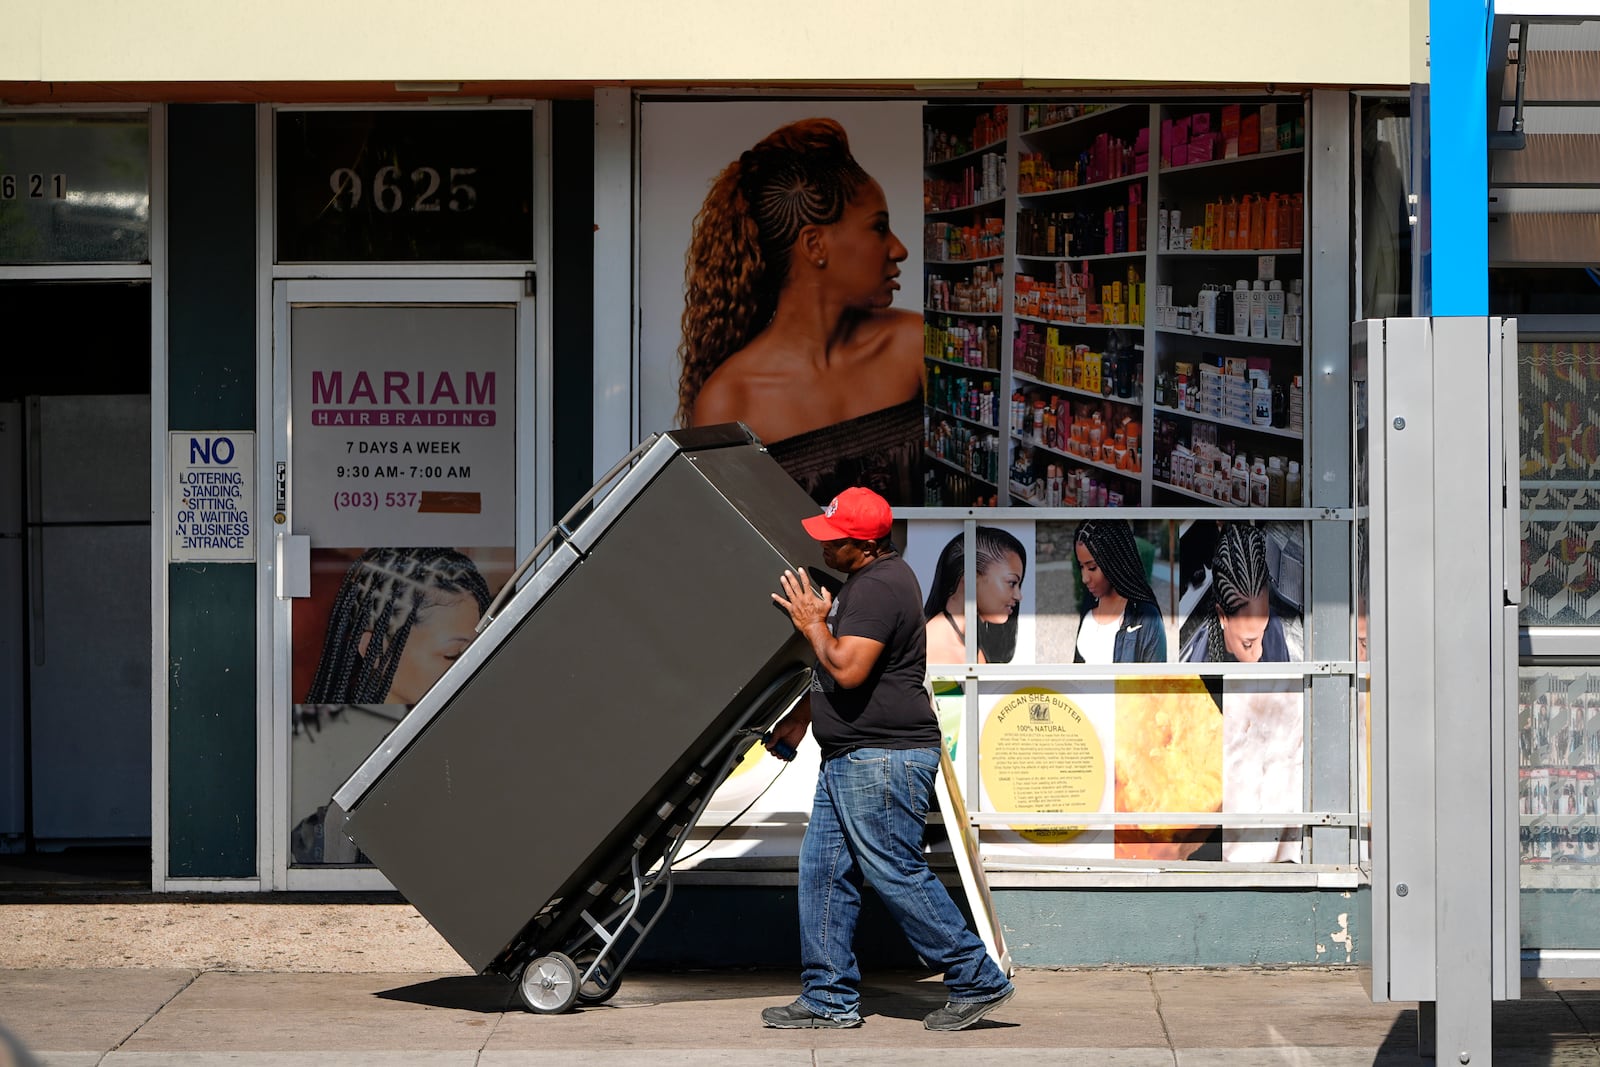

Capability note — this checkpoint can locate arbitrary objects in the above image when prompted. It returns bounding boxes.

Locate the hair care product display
[919,98,1308,508]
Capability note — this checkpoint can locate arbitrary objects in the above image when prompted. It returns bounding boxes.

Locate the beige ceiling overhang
[1,0,1417,103]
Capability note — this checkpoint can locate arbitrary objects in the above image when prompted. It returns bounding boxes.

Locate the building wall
[165,104,259,877]
[1,2,1422,88]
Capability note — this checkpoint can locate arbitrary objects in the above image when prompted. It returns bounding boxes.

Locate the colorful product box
[1241,111,1260,155]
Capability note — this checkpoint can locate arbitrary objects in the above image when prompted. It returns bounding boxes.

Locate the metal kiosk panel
[332,426,827,975]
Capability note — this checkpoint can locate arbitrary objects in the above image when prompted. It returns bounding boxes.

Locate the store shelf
[928,407,1000,433]
[1153,478,1226,504]
[1155,405,1304,441]
[1011,369,1142,405]
[925,355,1002,375]
[1158,247,1302,257]
[926,254,1006,267]
[925,449,997,486]
[926,307,1002,318]
[1018,172,1147,202]
[1016,314,1145,336]
[925,194,1007,219]
[1019,104,1138,140]
[1009,484,1046,507]
[923,140,1007,170]
[1010,434,1136,480]
[1160,147,1304,177]
[1154,325,1300,348]
[1016,250,1145,263]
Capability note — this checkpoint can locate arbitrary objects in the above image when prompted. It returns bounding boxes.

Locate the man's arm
[772,568,885,688]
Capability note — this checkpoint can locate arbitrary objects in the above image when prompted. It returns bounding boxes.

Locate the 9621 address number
[1,174,67,200]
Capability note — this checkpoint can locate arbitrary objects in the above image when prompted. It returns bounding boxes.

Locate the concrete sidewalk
[2,903,1599,1065]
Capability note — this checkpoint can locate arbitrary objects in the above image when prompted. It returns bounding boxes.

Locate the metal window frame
[608,87,1362,884]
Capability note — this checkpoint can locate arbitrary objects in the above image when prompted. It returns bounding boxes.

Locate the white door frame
[265,277,544,892]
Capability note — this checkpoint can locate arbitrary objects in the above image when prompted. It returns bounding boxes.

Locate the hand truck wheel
[572,947,622,1005]
[518,952,579,1014]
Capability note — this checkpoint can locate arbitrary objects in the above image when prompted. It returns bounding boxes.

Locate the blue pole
[1426,0,1493,316]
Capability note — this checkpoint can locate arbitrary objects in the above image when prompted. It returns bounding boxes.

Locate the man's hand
[771,569,883,689]
[772,568,831,634]
[764,701,811,761]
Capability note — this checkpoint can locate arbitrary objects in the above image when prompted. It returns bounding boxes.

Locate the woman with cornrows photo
[1181,524,1304,663]
[678,117,924,506]
[1072,520,1168,664]
[923,526,1027,664]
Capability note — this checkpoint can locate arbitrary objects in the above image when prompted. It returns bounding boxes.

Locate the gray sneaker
[761,999,863,1029]
[923,985,1015,1031]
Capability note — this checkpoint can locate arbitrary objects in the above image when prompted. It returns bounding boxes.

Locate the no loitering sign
[170,432,256,563]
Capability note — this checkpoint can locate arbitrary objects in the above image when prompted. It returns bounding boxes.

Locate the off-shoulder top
[765,396,923,508]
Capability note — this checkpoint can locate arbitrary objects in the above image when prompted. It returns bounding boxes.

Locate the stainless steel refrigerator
[1,396,151,846]
[0,404,22,848]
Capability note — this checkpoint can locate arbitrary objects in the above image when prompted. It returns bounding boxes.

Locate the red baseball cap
[801,487,894,542]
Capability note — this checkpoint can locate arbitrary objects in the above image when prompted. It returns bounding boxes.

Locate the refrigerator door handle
[28,526,43,666]
[276,532,311,599]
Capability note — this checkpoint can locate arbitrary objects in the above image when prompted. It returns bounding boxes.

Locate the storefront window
[1519,339,1600,628]
[638,97,1339,870]
[0,113,149,263]
[1518,335,1600,948]
[275,110,533,262]
[1357,98,1412,319]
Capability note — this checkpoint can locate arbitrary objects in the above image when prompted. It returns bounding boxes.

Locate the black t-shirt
[809,551,940,760]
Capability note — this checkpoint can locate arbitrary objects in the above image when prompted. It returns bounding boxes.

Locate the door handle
[276,533,311,599]
[28,527,43,666]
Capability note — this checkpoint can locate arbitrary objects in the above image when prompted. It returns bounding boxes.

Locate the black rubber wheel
[518,951,579,1014]
[572,948,622,1004]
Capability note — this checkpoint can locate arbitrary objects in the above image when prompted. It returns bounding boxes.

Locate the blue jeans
[796,746,1013,1020]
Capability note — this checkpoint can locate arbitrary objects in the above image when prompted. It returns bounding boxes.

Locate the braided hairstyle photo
[305,547,494,705]
[1074,520,1158,609]
[923,526,1028,663]
[1199,524,1273,663]
[676,118,871,427]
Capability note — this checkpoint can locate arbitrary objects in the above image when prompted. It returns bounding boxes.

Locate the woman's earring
[816,258,826,269]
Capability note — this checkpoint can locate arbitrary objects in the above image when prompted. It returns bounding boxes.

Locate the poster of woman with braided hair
[284,302,517,865]
[1070,519,1169,664]
[636,101,924,505]
[290,546,512,864]
[1174,520,1307,862]
[1178,522,1305,664]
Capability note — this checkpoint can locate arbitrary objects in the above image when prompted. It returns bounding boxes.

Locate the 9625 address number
[329,166,478,213]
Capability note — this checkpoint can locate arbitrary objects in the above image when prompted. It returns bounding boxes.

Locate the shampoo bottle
[1265,279,1285,341]
[1249,280,1267,339]
[1250,455,1269,507]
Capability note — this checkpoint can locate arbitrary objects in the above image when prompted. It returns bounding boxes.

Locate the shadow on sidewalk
[853,980,1020,1030]
[1371,986,1600,1064]
[375,974,520,1013]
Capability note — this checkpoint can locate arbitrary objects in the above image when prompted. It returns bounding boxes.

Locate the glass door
[271,279,532,890]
